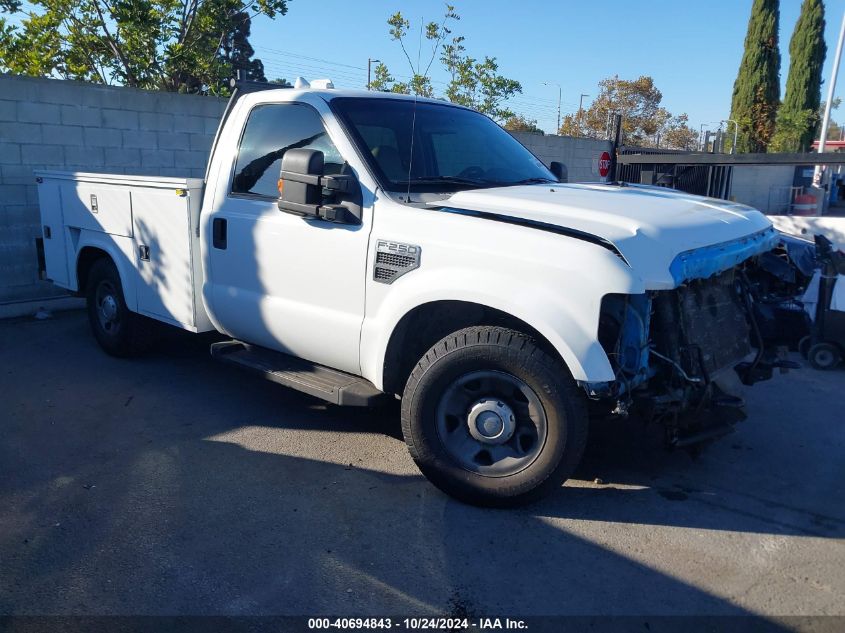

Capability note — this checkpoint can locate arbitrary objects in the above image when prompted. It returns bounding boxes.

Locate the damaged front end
[586,230,812,447]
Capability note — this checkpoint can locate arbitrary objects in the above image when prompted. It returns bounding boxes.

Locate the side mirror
[549,161,567,183]
[278,148,360,224]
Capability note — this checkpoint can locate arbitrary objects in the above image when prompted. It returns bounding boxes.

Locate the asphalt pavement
[1,310,843,623]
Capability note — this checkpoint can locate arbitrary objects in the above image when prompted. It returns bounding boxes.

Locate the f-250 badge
[373,240,421,284]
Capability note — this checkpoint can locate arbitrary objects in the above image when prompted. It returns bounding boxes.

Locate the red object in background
[792,193,817,216]
[599,151,611,178]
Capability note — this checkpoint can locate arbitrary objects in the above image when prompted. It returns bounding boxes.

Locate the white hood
[436,183,776,288]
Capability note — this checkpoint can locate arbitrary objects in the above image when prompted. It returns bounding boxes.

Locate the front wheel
[401,326,588,507]
[798,335,812,359]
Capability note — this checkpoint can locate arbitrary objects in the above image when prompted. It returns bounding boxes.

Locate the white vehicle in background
[36,78,802,506]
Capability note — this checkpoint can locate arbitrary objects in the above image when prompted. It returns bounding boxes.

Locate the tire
[808,342,841,370]
[401,326,588,507]
[798,335,812,359]
[86,258,152,357]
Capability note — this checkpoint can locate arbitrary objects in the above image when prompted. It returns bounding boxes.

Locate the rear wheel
[808,342,841,370]
[401,326,588,507]
[86,258,152,357]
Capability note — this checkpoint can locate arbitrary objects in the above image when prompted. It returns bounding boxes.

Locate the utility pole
[699,124,708,151]
[543,82,562,133]
[367,58,380,91]
[816,10,845,187]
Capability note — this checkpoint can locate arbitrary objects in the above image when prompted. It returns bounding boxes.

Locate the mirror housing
[277,148,360,224]
[549,161,567,183]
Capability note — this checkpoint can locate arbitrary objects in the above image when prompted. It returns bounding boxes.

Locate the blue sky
[249,0,845,134]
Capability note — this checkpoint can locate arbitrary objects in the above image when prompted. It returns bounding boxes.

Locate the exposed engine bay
[590,235,815,447]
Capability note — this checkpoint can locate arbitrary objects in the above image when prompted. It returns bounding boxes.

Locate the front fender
[360,260,642,389]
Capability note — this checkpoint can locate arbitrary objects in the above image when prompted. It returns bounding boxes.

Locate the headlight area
[584,267,780,447]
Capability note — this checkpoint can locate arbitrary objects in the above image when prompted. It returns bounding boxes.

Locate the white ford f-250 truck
[36,78,801,506]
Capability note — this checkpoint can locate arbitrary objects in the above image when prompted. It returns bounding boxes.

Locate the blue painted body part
[669,227,780,286]
[619,294,651,378]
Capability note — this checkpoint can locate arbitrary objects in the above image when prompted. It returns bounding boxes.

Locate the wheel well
[382,300,564,396]
[76,247,111,294]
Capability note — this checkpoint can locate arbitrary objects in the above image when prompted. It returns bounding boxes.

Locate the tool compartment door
[36,181,70,287]
[61,184,133,237]
[132,189,197,329]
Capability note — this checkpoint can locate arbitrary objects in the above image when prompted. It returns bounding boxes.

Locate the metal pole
[367,58,380,91]
[578,94,588,125]
[608,113,622,181]
[699,124,708,151]
[816,10,845,185]
[556,85,561,132]
[543,82,561,133]
[721,120,738,153]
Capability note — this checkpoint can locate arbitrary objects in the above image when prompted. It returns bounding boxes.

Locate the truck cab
[36,81,803,506]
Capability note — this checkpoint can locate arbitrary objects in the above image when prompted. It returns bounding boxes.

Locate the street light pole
[578,93,589,123]
[815,9,845,186]
[543,82,561,133]
[367,58,381,91]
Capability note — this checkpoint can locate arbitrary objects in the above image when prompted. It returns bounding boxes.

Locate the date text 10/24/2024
[308,618,529,630]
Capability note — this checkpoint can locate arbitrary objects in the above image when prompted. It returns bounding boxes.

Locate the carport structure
[613,149,845,201]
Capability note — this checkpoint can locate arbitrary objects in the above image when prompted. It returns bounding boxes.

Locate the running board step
[210,341,386,407]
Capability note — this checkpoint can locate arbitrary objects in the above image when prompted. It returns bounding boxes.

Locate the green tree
[502,114,544,134]
[818,99,841,141]
[442,48,520,121]
[729,0,781,152]
[384,7,455,98]
[826,118,843,141]
[770,0,826,152]
[368,62,396,92]
[0,0,287,94]
[220,12,266,83]
[377,5,522,121]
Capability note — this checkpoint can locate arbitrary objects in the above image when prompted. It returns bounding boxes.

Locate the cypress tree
[771,0,826,152]
[220,13,267,84]
[729,0,782,152]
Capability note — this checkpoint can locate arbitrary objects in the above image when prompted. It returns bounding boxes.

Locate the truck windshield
[331,97,555,193]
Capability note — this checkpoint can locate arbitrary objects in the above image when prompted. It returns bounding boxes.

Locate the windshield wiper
[393,176,493,188]
[510,177,557,185]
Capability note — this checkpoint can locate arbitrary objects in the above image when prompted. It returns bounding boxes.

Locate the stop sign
[598,151,612,178]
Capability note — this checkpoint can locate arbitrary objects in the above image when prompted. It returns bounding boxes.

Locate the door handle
[212,218,227,249]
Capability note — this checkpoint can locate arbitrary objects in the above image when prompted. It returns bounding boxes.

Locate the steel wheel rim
[814,349,835,367]
[435,370,548,477]
[95,280,121,334]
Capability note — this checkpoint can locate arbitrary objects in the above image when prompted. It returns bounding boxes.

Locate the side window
[231,104,344,198]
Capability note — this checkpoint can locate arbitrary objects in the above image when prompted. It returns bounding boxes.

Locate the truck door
[205,103,370,375]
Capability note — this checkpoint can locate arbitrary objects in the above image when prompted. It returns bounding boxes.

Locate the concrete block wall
[0,75,612,309]
[0,74,226,306]
[510,132,612,183]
